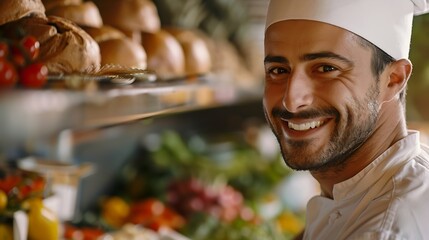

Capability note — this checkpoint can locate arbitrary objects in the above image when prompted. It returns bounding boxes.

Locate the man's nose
[282,71,314,113]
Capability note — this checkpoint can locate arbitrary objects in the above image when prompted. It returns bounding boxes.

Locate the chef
[263,0,429,239]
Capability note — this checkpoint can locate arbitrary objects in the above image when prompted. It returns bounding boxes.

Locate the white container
[17,157,94,221]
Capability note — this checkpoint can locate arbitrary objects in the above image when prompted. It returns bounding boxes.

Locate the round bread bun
[81,25,125,42]
[0,0,46,25]
[141,30,185,79]
[165,28,212,75]
[98,38,147,69]
[94,0,160,33]
[42,0,82,11]
[46,1,103,28]
[0,16,101,73]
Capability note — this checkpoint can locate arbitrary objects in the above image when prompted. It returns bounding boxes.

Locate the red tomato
[10,46,26,67]
[20,36,40,60]
[19,62,48,88]
[0,59,18,88]
[0,42,9,59]
[19,185,32,199]
[63,224,83,240]
[80,227,104,240]
[130,198,166,217]
[0,175,21,194]
[159,208,185,229]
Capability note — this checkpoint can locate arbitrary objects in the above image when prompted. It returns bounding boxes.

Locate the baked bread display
[0,16,101,73]
[0,0,46,25]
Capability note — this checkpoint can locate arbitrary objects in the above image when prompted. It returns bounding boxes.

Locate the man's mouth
[287,120,325,131]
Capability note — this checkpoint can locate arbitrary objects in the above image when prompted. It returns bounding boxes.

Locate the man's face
[263,20,380,171]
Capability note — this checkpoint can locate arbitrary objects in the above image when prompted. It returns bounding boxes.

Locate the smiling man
[263,0,429,239]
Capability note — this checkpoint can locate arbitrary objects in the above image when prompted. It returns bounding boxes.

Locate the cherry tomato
[0,175,21,194]
[18,185,32,199]
[130,198,165,216]
[19,62,48,88]
[0,59,18,88]
[63,224,83,240]
[20,36,40,60]
[0,42,9,59]
[80,227,104,240]
[10,46,26,67]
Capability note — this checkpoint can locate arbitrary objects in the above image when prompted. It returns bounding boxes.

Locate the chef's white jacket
[303,131,429,240]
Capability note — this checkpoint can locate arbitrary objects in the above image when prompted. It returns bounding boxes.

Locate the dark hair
[353,36,406,104]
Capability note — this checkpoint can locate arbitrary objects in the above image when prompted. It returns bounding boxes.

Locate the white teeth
[288,121,324,131]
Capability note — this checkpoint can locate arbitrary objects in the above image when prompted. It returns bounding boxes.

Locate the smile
[288,120,324,131]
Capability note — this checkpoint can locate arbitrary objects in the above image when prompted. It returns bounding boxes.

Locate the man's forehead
[264,21,371,65]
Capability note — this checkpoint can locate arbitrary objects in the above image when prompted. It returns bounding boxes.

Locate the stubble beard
[271,85,380,172]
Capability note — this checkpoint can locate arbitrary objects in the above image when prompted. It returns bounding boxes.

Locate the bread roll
[165,28,212,75]
[0,0,46,25]
[141,30,185,79]
[83,25,146,69]
[94,0,160,33]
[46,1,103,28]
[98,38,147,69]
[0,16,101,73]
[42,0,82,11]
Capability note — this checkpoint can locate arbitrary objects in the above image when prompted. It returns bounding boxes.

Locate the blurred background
[1,0,429,239]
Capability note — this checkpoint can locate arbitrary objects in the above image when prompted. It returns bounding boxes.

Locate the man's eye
[269,67,288,74]
[317,65,337,72]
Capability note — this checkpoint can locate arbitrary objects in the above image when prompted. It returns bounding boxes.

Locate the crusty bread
[94,0,160,33]
[46,1,103,28]
[165,28,212,75]
[0,16,101,73]
[98,38,147,69]
[0,0,46,25]
[141,30,185,79]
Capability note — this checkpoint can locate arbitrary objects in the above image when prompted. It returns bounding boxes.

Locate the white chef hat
[265,0,429,60]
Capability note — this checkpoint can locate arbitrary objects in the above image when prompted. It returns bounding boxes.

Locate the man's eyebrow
[264,55,289,64]
[302,51,353,66]
[264,52,353,67]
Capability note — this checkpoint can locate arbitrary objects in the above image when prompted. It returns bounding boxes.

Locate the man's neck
[310,107,408,199]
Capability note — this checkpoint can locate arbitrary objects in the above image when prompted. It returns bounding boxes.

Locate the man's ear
[382,59,412,102]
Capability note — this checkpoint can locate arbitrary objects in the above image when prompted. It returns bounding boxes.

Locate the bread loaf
[0,16,101,73]
[0,0,46,25]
